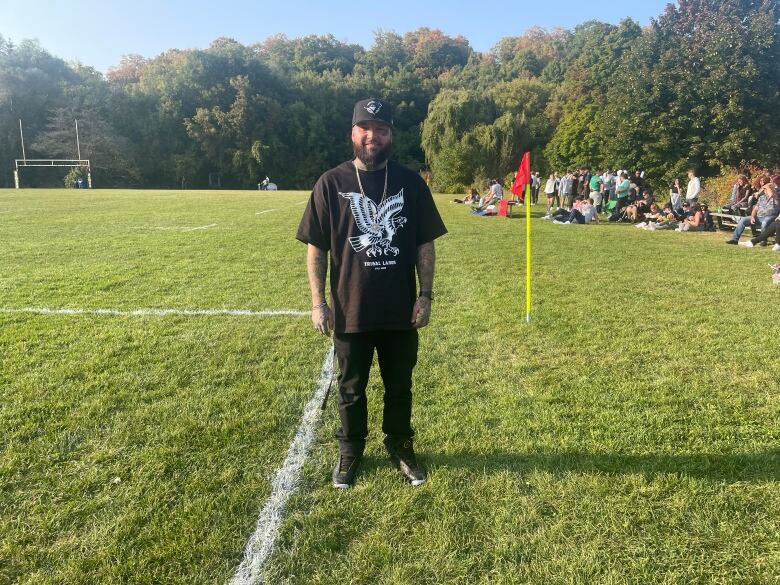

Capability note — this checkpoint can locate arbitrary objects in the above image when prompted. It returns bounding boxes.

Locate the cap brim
[352,119,393,127]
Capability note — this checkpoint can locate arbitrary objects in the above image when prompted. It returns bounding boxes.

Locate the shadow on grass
[346,450,780,483]
[405,450,780,482]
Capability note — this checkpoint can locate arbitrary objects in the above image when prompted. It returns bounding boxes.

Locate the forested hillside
[1,0,778,191]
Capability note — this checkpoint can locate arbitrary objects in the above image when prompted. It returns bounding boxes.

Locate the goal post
[13,118,93,188]
[14,159,92,188]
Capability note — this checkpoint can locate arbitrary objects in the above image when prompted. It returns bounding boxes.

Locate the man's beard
[353,140,392,170]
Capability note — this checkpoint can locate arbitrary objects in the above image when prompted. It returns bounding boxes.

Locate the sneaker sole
[388,454,427,486]
[333,482,351,489]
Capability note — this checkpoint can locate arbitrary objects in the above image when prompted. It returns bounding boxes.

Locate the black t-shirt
[296,160,447,334]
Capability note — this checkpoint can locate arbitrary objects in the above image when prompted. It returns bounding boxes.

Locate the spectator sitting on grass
[453,188,479,204]
[725,175,780,245]
[488,179,503,202]
[473,180,502,212]
[676,203,705,232]
[553,197,598,224]
[635,203,663,229]
[647,204,680,231]
[676,201,691,221]
[625,189,655,223]
[543,199,576,221]
[544,196,582,221]
[700,203,715,231]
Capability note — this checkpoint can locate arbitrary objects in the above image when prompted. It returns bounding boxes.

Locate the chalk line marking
[293,200,308,206]
[128,225,216,231]
[3,302,328,584]
[0,307,310,317]
[229,344,334,585]
[255,209,278,215]
[182,223,218,232]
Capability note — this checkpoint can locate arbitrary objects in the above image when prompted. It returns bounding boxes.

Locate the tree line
[1,0,778,193]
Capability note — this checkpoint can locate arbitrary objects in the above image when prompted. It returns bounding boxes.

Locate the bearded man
[296,98,447,489]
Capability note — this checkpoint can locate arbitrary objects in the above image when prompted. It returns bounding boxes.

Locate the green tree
[421,80,552,192]
[543,19,642,171]
[32,108,141,187]
[599,0,780,186]
[0,38,78,186]
[185,75,284,187]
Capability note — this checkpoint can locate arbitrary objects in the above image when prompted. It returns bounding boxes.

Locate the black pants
[750,219,780,245]
[567,209,586,224]
[333,329,418,455]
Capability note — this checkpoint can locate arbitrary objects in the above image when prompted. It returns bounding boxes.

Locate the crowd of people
[532,167,780,250]
[454,167,780,250]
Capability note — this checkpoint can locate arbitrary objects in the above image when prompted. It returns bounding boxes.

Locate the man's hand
[312,304,334,336]
[306,244,332,335]
[411,296,431,329]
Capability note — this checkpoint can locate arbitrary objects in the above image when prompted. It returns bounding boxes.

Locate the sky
[0,0,674,72]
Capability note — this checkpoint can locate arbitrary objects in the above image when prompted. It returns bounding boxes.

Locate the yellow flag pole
[525,182,531,323]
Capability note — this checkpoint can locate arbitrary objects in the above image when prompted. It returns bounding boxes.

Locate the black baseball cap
[352,98,393,127]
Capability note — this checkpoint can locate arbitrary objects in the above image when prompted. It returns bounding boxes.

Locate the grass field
[1,188,779,584]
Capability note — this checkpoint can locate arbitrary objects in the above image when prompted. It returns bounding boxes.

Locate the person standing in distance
[296,98,448,489]
[685,169,701,205]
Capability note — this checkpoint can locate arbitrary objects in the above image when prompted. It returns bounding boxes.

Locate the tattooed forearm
[416,241,435,291]
[307,244,328,305]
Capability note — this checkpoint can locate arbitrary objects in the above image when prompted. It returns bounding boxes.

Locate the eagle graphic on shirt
[340,189,407,257]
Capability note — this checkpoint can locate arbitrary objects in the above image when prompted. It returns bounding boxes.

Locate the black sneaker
[332,452,361,489]
[725,239,737,245]
[384,438,427,486]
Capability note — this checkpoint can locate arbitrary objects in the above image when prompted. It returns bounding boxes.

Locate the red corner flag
[511,151,531,201]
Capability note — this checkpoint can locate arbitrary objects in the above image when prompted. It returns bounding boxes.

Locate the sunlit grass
[1,189,778,584]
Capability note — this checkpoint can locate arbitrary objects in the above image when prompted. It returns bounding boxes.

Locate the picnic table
[710,212,743,231]
[710,211,767,236]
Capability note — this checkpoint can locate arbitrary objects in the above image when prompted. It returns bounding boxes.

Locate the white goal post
[13,119,93,188]
[14,159,92,189]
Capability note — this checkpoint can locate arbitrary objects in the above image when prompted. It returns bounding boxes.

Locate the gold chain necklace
[354,162,388,206]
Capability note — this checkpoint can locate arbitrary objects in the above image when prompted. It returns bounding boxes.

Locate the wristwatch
[419,290,434,301]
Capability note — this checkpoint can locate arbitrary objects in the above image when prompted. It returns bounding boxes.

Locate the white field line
[293,200,308,206]
[0,307,310,317]
[229,344,334,585]
[255,209,278,215]
[128,225,216,231]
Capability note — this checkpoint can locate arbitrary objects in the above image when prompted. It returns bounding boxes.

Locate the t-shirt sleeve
[295,176,331,250]
[415,177,448,245]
